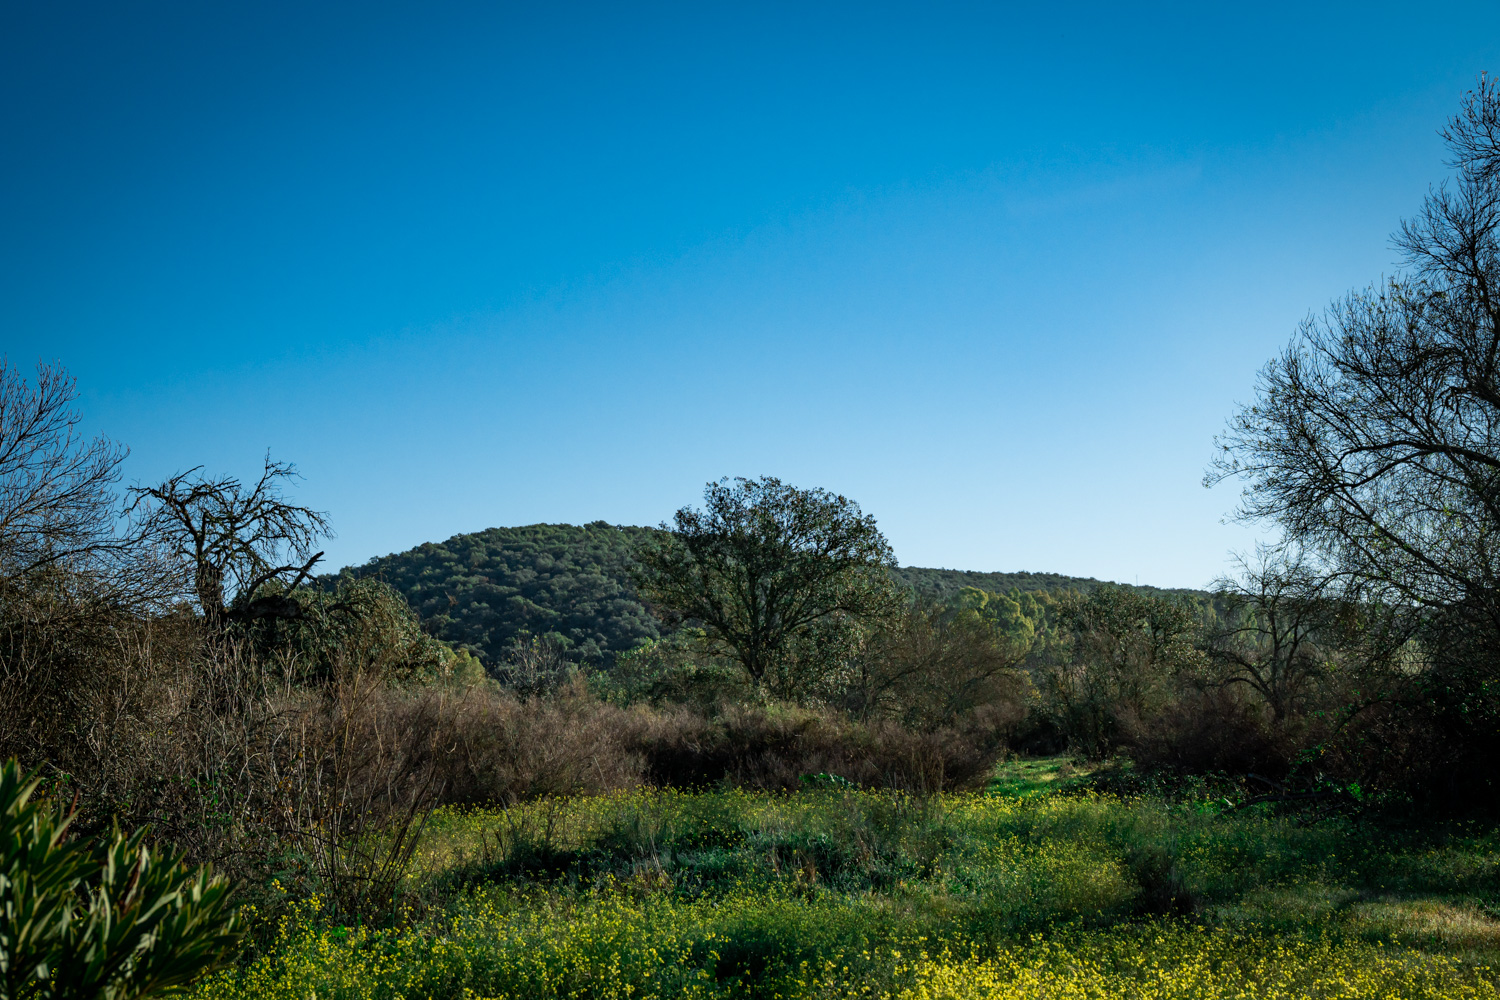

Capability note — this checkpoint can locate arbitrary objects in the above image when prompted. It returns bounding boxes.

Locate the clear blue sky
[5,2,1497,588]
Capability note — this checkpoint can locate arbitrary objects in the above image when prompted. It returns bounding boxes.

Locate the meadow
[191,759,1500,1000]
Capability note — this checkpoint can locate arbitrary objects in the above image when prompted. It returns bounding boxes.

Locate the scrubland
[192,760,1500,1000]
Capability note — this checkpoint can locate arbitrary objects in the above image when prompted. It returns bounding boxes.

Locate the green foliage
[240,575,467,684]
[635,477,902,699]
[0,760,240,1000]
[843,599,1034,728]
[891,567,1209,604]
[335,522,665,667]
[592,632,749,707]
[1038,586,1211,757]
[194,779,1500,999]
[949,586,1058,649]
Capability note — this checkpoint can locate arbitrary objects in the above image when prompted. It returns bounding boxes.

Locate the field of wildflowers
[191,761,1500,999]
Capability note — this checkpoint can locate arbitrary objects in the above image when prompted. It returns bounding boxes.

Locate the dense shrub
[306,684,1010,805]
[0,760,241,1000]
[1120,689,1313,780]
[631,701,1007,793]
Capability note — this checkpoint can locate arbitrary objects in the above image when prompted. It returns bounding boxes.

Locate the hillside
[339,522,1206,665]
[333,522,665,664]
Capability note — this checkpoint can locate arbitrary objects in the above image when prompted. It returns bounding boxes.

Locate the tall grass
[194,777,1500,999]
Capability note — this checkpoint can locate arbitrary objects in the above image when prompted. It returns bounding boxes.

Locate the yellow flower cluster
[193,886,727,1000]
[894,928,1498,1000]
[187,787,1500,999]
[192,894,1499,1000]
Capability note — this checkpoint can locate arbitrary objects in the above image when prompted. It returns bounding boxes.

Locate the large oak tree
[636,476,898,699]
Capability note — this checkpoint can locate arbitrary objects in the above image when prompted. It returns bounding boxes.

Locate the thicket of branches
[1203,78,1500,805]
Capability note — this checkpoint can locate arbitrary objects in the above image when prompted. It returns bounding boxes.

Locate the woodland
[335,521,1207,668]
[5,84,1500,1000]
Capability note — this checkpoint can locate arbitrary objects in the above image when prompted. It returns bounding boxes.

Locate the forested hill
[332,522,666,665]
[337,522,1206,666]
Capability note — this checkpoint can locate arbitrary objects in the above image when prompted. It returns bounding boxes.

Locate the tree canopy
[635,477,899,697]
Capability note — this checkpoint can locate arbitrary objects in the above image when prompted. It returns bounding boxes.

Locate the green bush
[0,760,241,1000]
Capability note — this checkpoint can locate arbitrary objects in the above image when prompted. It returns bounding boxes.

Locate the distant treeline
[335,522,1199,666]
[889,566,1208,603]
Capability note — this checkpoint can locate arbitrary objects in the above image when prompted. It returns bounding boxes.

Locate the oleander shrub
[0,759,241,1000]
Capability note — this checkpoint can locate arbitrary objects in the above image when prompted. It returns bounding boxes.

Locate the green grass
[194,762,1500,999]
[985,754,1099,797]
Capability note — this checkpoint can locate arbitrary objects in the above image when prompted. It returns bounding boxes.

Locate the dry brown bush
[297,681,1007,806]
[402,681,648,805]
[263,679,1009,814]
[628,700,1007,793]
[1,580,1010,918]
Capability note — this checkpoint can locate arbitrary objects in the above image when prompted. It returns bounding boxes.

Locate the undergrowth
[193,758,1500,999]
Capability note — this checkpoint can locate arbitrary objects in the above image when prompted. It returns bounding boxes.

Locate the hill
[338,522,1208,666]
[333,522,665,665]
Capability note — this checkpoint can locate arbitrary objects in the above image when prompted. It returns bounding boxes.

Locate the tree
[1042,586,1206,756]
[0,760,241,1000]
[635,477,899,698]
[1208,546,1331,723]
[0,360,155,596]
[1208,80,1500,796]
[1209,80,1500,628]
[844,598,1032,729]
[240,575,468,686]
[129,456,330,637]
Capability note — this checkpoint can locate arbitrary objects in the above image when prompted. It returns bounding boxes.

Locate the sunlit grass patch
[1209,882,1363,928]
[1351,896,1500,957]
[985,755,1094,798]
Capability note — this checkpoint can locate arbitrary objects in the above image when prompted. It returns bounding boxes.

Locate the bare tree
[130,456,331,635]
[0,359,129,579]
[1207,79,1500,796]
[1209,78,1500,629]
[1209,546,1330,722]
[494,633,572,698]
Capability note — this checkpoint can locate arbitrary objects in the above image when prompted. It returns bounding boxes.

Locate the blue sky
[5,2,1498,588]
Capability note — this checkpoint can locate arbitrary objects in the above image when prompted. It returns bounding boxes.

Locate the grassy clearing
[194,758,1500,999]
[984,756,1100,798]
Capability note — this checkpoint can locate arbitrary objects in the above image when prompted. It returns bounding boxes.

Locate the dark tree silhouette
[0,359,128,579]
[1210,78,1500,624]
[1209,79,1500,798]
[130,456,331,635]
